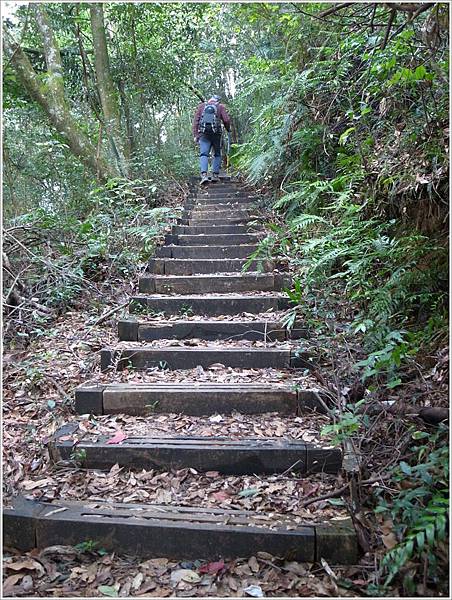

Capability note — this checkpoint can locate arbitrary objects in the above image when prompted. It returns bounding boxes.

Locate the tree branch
[90,3,128,178]
[184,81,205,102]
[317,3,355,19]
[301,474,391,508]
[3,9,112,181]
[386,3,435,14]
[381,8,397,49]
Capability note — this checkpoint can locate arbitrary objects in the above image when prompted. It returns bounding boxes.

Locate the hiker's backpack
[198,102,221,134]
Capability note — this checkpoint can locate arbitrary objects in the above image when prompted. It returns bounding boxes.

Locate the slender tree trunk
[117,79,135,160]
[3,12,113,182]
[90,4,129,178]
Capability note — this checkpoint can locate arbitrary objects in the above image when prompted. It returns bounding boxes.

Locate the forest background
[2,1,449,597]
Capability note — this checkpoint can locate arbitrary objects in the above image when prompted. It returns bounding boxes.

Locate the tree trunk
[3,9,113,182]
[90,4,129,178]
[118,79,135,161]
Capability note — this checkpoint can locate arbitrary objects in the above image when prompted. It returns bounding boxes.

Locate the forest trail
[4,179,357,565]
[3,2,448,595]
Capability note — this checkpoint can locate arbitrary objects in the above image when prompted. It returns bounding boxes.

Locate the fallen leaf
[21,575,34,592]
[199,559,225,575]
[170,569,201,584]
[321,557,337,580]
[132,572,144,590]
[301,481,320,498]
[382,532,398,549]
[244,584,264,597]
[137,588,171,597]
[228,576,239,591]
[248,556,259,573]
[6,559,44,574]
[106,431,127,445]
[98,584,119,597]
[283,561,307,576]
[238,487,259,498]
[211,491,230,502]
[21,478,53,490]
[39,545,78,558]
[256,552,273,560]
[205,471,219,478]
[155,489,172,503]
[209,415,223,423]
[3,573,24,593]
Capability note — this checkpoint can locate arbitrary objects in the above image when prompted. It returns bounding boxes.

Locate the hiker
[193,94,231,185]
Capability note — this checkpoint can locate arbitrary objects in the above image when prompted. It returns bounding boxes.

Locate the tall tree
[90,3,129,178]
[2,5,114,182]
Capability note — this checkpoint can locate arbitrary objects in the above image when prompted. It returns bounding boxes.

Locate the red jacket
[193,101,231,138]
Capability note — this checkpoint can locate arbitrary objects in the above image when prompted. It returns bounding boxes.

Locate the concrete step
[74,383,323,416]
[192,194,257,204]
[188,209,252,218]
[129,294,290,316]
[165,233,261,246]
[155,245,259,259]
[147,258,273,275]
[100,346,311,372]
[195,190,250,197]
[138,273,281,294]
[184,219,253,227]
[186,214,255,223]
[190,197,256,206]
[191,188,251,193]
[4,498,357,562]
[118,319,308,342]
[186,215,256,223]
[192,184,239,191]
[186,201,256,209]
[50,434,342,475]
[172,225,258,235]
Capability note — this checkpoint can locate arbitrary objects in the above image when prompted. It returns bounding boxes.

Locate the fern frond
[289,213,329,231]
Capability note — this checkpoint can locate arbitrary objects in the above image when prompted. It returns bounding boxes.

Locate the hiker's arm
[192,104,203,140]
[220,105,231,131]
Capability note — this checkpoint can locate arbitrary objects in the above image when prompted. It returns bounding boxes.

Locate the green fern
[289,213,329,230]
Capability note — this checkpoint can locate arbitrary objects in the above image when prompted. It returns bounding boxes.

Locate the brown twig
[317,3,354,19]
[301,474,391,508]
[85,300,129,329]
[381,8,397,50]
[47,375,71,403]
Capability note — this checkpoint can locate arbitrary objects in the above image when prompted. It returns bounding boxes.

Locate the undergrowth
[3,176,182,344]
[231,4,449,595]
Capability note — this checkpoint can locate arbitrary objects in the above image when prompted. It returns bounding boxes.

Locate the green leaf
[339,127,356,146]
[425,523,435,546]
[399,461,412,476]
[98,586,119,597]
[238,487,260,498]
[386,378,401,389]
[416,531,425,551]
[414,65,427,80]
[411,431,429,440]
[325,498,345,506]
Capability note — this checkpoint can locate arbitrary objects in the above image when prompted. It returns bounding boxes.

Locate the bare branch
[386,3,435,14]
[381,8,397,49]
[317,2,355,19]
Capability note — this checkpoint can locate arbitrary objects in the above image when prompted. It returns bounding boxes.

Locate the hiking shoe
[200,174,209,186]
[211,173,220,183]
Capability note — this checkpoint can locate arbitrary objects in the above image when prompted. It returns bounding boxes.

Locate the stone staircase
[4,178,357,565]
